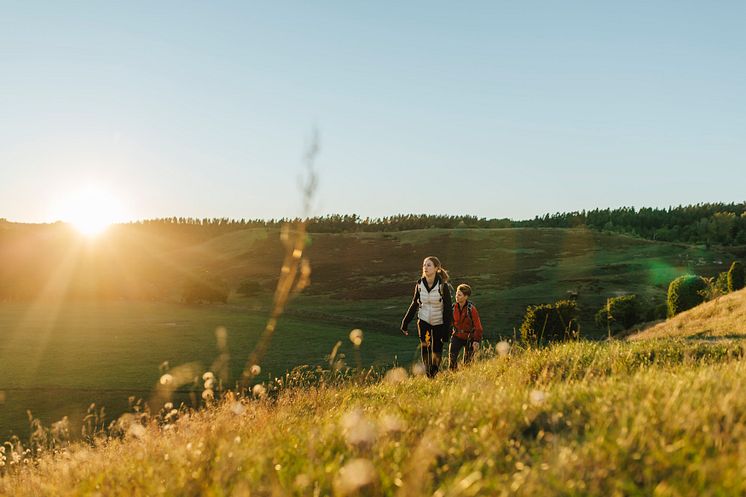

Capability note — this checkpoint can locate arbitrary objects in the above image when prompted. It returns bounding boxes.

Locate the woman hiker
[400,256,453,377]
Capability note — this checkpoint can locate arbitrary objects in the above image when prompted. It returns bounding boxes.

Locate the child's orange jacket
[451,302,483,341]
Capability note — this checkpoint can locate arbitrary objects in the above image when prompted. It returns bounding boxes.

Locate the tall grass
[3,338,746,496]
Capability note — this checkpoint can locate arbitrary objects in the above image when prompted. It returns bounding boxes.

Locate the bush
[236,280,263,297]
[183,277,229,304]
[667,275,707,317]
[596,295,642,332]
[520,299,579,346]
[701,272,730,301]
[645,302,669,322]
[728,261,744,292]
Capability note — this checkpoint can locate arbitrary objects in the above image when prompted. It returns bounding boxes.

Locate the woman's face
[422,258,436,278]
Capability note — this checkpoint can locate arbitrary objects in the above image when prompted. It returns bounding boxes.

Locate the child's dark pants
[449,335,475,370]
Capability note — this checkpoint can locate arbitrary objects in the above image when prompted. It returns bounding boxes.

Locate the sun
[57,185,126,237]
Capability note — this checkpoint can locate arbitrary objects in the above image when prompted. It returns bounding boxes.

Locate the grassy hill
[0,224,740,439]
[3,259,746,494]
[628,287,746,340]
[3,336,746,495]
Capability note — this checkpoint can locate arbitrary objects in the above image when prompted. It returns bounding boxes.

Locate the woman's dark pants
[417,320,448,377]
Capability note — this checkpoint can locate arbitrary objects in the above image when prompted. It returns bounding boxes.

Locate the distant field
[287,228,735,340]
[0,301,416,439]
[0,226,739,439]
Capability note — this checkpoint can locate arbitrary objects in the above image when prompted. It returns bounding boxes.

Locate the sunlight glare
[57,185,126,236]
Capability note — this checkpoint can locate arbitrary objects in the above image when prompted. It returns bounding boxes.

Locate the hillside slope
[1,223,737,339]
[629,287,746,340]
[3,339,746,496]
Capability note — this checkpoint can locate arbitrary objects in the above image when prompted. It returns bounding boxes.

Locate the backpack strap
[439,281,454,299]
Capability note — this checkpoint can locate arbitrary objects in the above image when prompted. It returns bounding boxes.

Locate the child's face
[455,289,468,305]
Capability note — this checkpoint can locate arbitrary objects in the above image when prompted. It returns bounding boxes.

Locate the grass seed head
[252,384,267,399]
[529,389,547,406]
[412,363,427,377]
[341,408,377,450]
[349,329,364,347]
[334,458,378,496]
[497,341,511,356]
[230,402,246,415]
[384,367,408,384]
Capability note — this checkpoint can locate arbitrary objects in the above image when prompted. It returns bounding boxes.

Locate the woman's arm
[442,281,453,328]
[400,283,419,333]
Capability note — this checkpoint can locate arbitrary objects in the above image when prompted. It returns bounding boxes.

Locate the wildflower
[252,384,267,399]
[159,374,174,385]
[127,423,146,440]
[496,341,511,357]
[231,402,246,415]
[341,408,376,450]
[334,458,378,496]
[250,364,261,376]
[412,363,427,377]
[204,378,215,390]
[384,367,408,384]
[294,473,311,490]
[202,389,214,401]
[202,372,215,381]
[529,389,546,406]
[349,329,364,347]
[379,414,406,435]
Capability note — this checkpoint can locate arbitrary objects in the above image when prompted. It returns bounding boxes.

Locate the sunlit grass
[630,287,746,340]
[3,338,746,495]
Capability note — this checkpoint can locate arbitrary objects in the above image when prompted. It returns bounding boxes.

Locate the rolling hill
[0,223,741,440]
[629,287,746,340]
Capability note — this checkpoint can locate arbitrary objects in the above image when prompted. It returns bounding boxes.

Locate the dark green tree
[595,295,642,333]
[728,261,744,292]
[667,275,707,317]
[520,300,579,346]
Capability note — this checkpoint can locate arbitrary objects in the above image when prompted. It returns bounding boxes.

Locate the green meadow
[0,301,416,440]
[0,225,737,439]
[2,292,746,496]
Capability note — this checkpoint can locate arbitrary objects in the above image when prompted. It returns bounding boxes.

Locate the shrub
[183,277,229,304]
[645,302,669,322]
[667,275,707,317]
[596,295,642,332]
[728,261,744,292]
[236,280,263,297]
[520,299,579,346]
[702,272,730,301]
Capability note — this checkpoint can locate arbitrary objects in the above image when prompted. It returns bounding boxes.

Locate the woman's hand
[400,326,409,336]
[471,341,480,351]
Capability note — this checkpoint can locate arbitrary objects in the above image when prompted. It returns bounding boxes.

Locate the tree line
[516,202,746,245]
[122,202,745,245]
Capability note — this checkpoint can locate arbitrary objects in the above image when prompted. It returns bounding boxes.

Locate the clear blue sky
[2,1,745,223]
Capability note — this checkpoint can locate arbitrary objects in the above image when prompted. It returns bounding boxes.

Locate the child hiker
[400,256,453,378]
[449,283,483,370]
